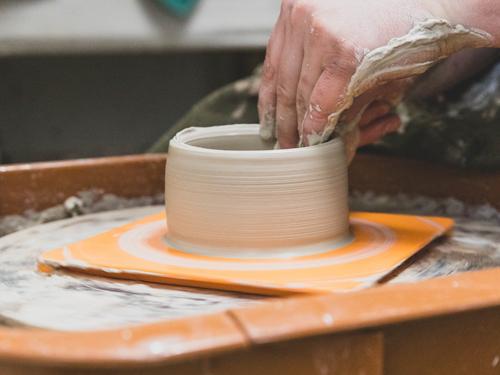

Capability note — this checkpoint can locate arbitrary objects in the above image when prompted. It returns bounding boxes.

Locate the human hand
[409,48,500,99]
[258,0,492,156]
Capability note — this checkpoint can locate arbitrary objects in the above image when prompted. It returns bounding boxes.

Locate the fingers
[258,3,287,140]
[261,1,406,148]
[275,4,308,148]
[359,101,391,127]
[343,127,360,164]
[358,114,401,147]
[300,44,357,146]
[295,21,324,143]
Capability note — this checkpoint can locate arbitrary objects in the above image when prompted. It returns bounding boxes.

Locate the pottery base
[39,211,453,295]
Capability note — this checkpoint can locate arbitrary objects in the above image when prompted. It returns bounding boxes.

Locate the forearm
[432,0,500,46]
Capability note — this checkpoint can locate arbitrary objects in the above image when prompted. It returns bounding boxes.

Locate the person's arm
[442,0,500,46]
[259,0,499,152]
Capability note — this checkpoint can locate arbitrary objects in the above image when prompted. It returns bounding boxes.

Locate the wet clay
[0,207,257,330]
[4,197,500,330]
[165,124,350,258]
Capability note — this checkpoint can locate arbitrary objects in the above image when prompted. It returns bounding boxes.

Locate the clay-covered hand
[408,48,500,100]
[258,0,493,154]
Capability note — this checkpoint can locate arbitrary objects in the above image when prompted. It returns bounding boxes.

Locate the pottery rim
[170,124,340,156]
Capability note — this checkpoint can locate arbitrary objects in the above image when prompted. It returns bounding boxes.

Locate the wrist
[429,0,500,46]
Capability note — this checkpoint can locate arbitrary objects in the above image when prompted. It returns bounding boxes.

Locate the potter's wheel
[3,200,500,331]
[0,206,259,331]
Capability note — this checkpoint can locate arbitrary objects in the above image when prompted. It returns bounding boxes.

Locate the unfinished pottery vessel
[165,124,350,258]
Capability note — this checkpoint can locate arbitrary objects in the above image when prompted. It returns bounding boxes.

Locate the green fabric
[378,63,500,169]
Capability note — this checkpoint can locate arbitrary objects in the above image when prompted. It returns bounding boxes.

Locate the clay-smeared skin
[408,48,500,100]
[325,19,492,162]
[258,0,498,157]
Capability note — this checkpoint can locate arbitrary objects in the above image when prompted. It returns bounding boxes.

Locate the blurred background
[0,0,279,163]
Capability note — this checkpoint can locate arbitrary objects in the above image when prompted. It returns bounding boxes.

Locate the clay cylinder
[165,124,350,258]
